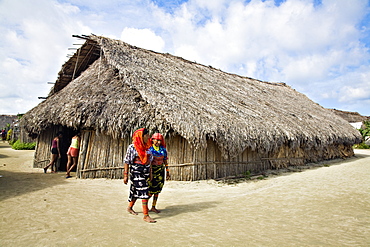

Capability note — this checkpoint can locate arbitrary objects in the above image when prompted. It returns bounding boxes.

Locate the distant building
[0,115,17,130]
[329,109,370,123]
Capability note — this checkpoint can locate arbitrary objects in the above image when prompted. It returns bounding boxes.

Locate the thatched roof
[328,109,370,123]
[21,35,362,158]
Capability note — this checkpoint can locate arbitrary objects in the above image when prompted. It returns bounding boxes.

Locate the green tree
[359,121,370,140]
[355,121,370,149]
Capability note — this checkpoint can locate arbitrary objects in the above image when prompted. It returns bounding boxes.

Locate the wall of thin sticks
[34,126,62,170]
[76,131,271,180]
[166,137,271,180]
[18,128,35,143]
[77,130,132,179]
[33,126,77,171]
[35,128,354,180]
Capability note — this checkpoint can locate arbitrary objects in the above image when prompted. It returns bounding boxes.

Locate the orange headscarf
[151,133,166,148]
[132,128,152,164]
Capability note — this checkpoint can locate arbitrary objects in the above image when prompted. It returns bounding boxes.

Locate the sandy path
[0,142,369,246]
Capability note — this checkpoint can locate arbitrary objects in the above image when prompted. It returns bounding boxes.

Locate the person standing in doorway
[1,129,7,143]
[123,128,156,223]
[148,133,170,213]
[43,132,63,173]
[66,133,81,178]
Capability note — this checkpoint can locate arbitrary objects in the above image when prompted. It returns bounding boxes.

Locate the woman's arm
[165,161,171,180]
[123,163,129,184]
[123,144,135,184]
[56,138,61,158]
[163,150,171,180]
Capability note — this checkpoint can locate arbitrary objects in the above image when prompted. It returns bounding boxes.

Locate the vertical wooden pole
[77,130,91,178]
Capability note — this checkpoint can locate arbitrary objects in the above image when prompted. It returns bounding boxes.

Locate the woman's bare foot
[127,207,138,215]
[143,215,156,223]
[150,207,161,213]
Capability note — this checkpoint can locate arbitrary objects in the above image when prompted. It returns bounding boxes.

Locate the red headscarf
[151,133,166,148]
[132,128,152,164]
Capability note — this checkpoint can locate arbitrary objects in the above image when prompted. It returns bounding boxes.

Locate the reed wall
[77,130,132,179]
[77,132,283,180]
[167,136,272,180]
[34,126,61,169]
[33,126,77,171]
[34,128,355,180]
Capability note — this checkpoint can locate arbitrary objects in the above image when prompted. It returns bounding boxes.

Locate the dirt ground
[0,142,369,247]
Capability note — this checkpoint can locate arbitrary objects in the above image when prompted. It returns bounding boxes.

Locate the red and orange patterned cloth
[132,128,152,165]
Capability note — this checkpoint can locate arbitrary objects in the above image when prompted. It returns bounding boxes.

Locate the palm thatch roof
[329,109,370,123]
[21,35,362,158]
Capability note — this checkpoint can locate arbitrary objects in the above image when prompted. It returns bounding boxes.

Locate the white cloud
[339,86,369,102]
[151,0,370,115]
[0,0,91,114]
[338,68,370,103]
[0,0,369,116]
[120,28,165,52]
[160,0,368,80]
[301,63,370,114]
[174,44,202,62]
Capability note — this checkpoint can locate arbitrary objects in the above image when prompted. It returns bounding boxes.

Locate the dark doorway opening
[58,127,79,172]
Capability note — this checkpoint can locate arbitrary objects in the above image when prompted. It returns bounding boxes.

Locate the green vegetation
[11,140,36,150]
[353,142,370,149]
[358,121,370,139]
[354,121,370,149]
[243,170,251,179]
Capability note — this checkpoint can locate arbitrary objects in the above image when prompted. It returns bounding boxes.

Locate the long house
[20,35,362,180]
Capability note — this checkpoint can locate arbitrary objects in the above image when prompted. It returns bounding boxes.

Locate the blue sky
[0,0,369,116]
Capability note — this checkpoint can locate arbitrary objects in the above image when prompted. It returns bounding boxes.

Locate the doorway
[58,127,80,172]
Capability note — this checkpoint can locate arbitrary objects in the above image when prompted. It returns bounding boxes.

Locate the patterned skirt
[128,163,150,202]
[148,165,165,195]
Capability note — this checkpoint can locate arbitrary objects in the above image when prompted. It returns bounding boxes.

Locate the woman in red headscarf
[148,133,170,213]
[123,128,156,223]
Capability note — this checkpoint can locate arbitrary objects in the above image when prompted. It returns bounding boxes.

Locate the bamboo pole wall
[77,130,132,179]
[65,130,354,181]
[34,126,64,170]
[166,136,271,181]
[166,136,353,181]
[19,128,35,143]
[33,126,77,171]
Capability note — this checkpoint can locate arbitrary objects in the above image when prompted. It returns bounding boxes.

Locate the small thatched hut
[329,109,370,123]
[21,35,362,180]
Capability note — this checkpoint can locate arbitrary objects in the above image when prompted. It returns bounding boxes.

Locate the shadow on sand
[0,170,67,201]
[0,143,10,148]
[154,201,220,219]
[0,154,9,158]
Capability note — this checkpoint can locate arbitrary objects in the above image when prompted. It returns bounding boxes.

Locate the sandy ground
[0,142,369,247]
